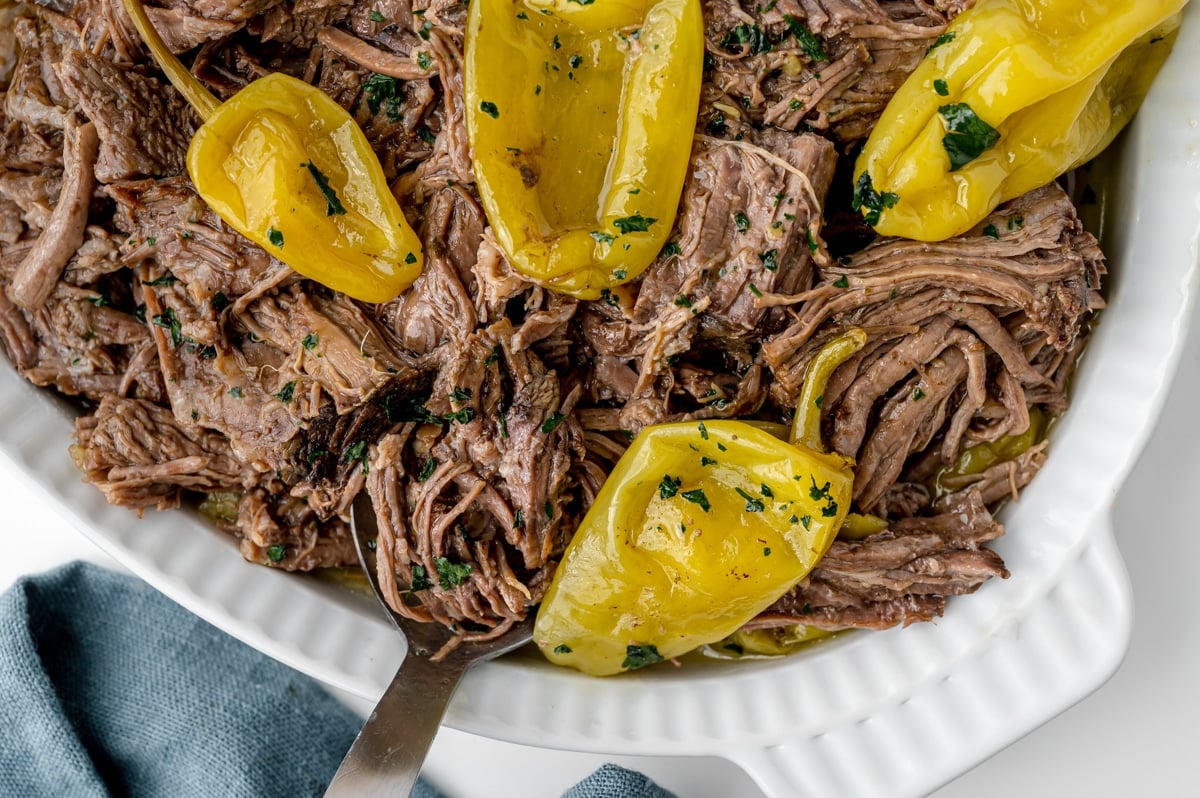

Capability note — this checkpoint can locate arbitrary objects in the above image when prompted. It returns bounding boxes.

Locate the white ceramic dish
[4,10,1200,797]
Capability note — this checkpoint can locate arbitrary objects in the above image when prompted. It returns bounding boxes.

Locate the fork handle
[324,652,469,797]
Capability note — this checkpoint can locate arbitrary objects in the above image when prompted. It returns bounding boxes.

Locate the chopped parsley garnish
[417,125,437,144]
[735,487,765,513]
[343,440,367,465]
[591,231,616,244]
[513,508,525,529]
[913,387,926,401]
[266,544,286,563]
[302,161,346,216]
[706,109,727,136]
[362,73,404,121]
[434,557,472,589]
[369,10,386,22]
[545,501,555,520]
[417,457,437,482]
[569,54,583,68]
[86,293,110,308]
[832,275,849,288]
[479,100,500,119]
[701,456,718,467]
[301,332,319,350]
[800,515,812,529]
[141,274,178,287]
[982,224,999,239]
[674,294,692,308]
[806,228,818,254]
[933,78,949,96]
[851,172,900,227]
[748,283,763,298]
[484,344,501,365]
[410,565,431,591]
[541,412,566,433]
[418,20,433,39]
[613,269,627,280]
[450,386,472,403]
[681,488,711,512]
[417,51,432,71]
[554,644,573,655]
[763,547,771,557]
[267,227,284,248]
[735,211,750,232]
[926,31,955,56]
[821,498,839,517]
[760,484,774,499]
[306,448,330,465]
[274,382,296,403]
[613,213,657,234]
[939,103,1000,171]
[660,241,681,258]
[720,24,771,55]
[659,474,682,499]
[383,394,434,424]
[151,307,183,347]
[621,643,665,671]
[809,478,831,501]
[759,249,779,272]
[784,15,829,62]
[1008,215,1025,230]
[444,407,475,424]
[697,421,709,440]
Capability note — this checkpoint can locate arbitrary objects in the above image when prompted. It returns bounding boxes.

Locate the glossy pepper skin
[853,0,1186,241]
[534,331,865,676]
[122,0,424,303]
[533,420,854,676]
[465,0,703,299]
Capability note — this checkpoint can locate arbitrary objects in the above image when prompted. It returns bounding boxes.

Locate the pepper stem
[790,328,868,453]
[121,0,220,121]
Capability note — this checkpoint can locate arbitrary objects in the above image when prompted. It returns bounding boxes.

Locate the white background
[5,313,1200,797]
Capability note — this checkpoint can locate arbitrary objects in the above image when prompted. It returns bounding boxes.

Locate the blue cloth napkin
[0,562,674,798]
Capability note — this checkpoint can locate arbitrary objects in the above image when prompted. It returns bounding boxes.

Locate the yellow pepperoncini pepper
[121,0,424,303]
[852,0,1186,241]
[534,330,866,676]
[465,0,703,299]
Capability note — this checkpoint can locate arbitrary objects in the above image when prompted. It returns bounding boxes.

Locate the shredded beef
[0,0,1106,642]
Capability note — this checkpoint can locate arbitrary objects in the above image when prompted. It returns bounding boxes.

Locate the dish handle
[726,513,1133,798]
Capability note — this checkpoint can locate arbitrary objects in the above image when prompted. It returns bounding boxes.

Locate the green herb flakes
[938,103,1000,171]
[851,172,900,227]
[613,213,657,234]
[681,488,711,512]
[434,557,472,589]
[659,474,682,499]
[621,643,665,671]
[302,161,347,216]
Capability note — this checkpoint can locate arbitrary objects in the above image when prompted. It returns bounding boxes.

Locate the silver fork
[325,493,535,797]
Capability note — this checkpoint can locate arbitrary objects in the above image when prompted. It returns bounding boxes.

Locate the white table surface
[6,304,1200,797]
